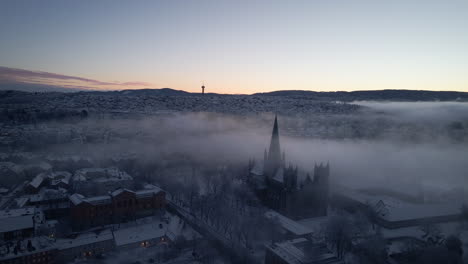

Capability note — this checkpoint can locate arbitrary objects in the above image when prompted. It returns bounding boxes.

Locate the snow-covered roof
[113,221,167,246]
[84,195,111,205]
[135,187,163,199]
[338,188,463,223]
[73,167,133,183]
[111,185,163,198]
[265,211,312,236]
[48,171,71,186]
[0,208,37,233]
[266,238,343,264]
[70,184,164,206]
[69,193,85,205]
[56,229,113,250]
[29,171,71,190]
[111,188,134,197]
[29,174,45,189]
[384,202,462,222]
[29,188,68,203]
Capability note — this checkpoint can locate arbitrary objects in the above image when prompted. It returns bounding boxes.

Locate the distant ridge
[253,89,468,101]
[82,88,225,96]
[118,88,191,96]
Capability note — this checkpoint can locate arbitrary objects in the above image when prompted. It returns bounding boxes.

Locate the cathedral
[248,115,329,219]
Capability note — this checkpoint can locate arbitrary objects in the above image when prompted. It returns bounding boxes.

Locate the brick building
[69,186,166,230]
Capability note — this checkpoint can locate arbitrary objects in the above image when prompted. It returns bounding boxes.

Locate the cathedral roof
[265,115,282,175]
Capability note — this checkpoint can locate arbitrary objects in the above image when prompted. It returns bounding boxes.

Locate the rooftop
[29,188,68,203]
[28,171,71,189]
[73,167,133,183]
[267,238,344,264]
[337,188,463,222]
[383,202,462,222]
[69,193,111,206]
[70,185,163,206]
[56,229,113,250]
[113,221,167,246]
[265,211,312,236]
[0,208,43,234]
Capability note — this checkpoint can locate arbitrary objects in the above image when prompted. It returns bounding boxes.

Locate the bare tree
[354,233,388,264]
[323,215,355,259]
[420,223,444,245]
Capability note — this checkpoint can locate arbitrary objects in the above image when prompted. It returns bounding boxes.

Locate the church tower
[265,115,282,177]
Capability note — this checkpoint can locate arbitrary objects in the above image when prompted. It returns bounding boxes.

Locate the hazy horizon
[2,66,468,95]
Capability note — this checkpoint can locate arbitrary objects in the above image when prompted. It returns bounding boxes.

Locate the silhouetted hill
[253,89,468,101]
[83,88,227,96]
[119,88,192,96]
[82,88,192,96]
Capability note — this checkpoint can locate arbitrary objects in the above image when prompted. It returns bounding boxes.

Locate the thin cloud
[0,66,153,90]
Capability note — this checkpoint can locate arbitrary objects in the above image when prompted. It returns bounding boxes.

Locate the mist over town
[0,88,467,264]
[1,0,468,263]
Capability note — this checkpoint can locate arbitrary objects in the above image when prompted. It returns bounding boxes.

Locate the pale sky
[1,0,467,93]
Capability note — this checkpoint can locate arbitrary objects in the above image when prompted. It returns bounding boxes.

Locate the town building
[113,214,199,250]
[25,171,71,194]
[265,238,344,264]
[333,187,463,229]
[69,185,166,230]
[249,116,329,219]
[27,188,70,219]
[0,237,57,264]
[72,167,134,196]
[0,208,44,241]
[113,221,170,250]
[55,229,114,263]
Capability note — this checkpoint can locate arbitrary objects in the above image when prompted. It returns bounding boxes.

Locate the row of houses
[0,213,197,264]
[12,168,162,223]
[24,168,133,196]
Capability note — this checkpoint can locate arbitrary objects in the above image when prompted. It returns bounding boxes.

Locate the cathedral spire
[266,114,282,176]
